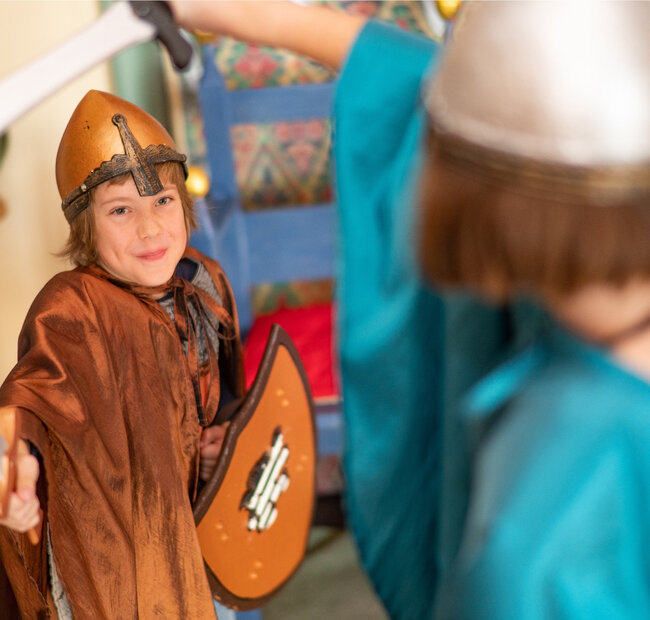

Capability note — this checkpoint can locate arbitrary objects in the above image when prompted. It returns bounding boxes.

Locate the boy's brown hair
[59,162,196,267]
[419,134,650,302]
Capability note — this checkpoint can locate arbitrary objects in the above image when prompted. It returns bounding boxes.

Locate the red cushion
[243,303,339,402]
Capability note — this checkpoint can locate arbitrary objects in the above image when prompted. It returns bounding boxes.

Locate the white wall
[0,1,113,380]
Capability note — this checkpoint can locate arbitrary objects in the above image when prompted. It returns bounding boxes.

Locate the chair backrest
[191,45,337,334]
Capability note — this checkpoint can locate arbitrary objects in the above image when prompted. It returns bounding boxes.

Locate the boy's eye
[110,207,128,216]
[157,196,172,206]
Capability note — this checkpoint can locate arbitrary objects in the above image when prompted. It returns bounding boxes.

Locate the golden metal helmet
[425,1,650,204]
[56,90,187,222]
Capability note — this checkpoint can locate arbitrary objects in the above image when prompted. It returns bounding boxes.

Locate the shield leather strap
[193,325,317,611]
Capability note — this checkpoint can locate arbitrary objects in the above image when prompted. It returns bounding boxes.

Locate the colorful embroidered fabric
[177,1,435,312]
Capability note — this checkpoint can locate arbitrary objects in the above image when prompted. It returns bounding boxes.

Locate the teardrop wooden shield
[193,324,317,611]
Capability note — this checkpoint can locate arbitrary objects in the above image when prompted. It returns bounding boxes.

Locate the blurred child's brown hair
[419,132,650,302]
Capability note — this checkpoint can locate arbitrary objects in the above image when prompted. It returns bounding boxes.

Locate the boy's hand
[0,439,41,534]
[199,423,230,482]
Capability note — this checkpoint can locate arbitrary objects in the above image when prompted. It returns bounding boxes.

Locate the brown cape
[0,246,244,619]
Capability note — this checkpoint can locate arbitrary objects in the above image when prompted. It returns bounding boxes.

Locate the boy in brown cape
[0,89,244,618]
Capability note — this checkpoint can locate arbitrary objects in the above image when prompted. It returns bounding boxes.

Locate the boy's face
[92,175,188,288]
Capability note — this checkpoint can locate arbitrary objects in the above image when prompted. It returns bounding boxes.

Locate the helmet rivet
[80,184,87,192]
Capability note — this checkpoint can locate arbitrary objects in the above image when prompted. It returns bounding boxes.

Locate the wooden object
[194,325,316,610]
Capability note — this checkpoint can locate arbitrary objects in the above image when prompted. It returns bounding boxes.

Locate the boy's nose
[137,214,162,239]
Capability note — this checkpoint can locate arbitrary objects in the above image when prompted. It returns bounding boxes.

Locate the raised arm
[169,0,366,70]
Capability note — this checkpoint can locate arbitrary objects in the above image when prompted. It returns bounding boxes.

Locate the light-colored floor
[263,527,389,620]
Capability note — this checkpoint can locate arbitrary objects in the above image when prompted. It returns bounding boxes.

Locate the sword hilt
[129,1,193,70]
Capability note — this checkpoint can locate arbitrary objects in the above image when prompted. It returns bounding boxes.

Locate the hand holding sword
[0,407,42,545]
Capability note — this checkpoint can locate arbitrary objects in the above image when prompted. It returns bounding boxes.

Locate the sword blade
[0,2,155,134]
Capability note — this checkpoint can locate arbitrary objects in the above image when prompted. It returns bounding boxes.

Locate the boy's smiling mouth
[137,248,167,261]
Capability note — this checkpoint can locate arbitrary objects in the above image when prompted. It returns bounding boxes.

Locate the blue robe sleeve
[333,21,445,619]
[333,19,542,619]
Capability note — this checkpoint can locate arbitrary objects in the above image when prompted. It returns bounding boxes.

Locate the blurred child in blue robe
[172,3,650,618]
